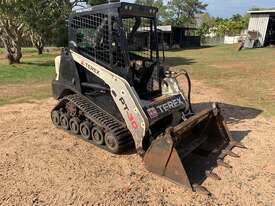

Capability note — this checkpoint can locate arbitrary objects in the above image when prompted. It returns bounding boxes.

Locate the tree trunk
[14,47,22,63]
[37,46,44,55]
[1,39,22,64]
[5,49,22,64]
[5,52,15,65]
[30,32,44,55]
[0,18,24,65]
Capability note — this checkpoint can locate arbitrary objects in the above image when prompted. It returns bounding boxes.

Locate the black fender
[52,49,81,99]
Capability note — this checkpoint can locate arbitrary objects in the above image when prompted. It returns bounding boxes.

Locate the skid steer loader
[51,2,246,195]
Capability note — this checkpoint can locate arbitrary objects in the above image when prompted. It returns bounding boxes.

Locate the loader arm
[70,50,149,154]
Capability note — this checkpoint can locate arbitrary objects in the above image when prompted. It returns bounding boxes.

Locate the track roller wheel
[60,113,70,130]
[104,132,120,154]
[91,126,104,145]
[80,121,92,139]
[51,110,60,127]
[69,117,80,134]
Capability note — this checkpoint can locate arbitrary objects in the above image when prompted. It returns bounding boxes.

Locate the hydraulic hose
[176,69,194,114]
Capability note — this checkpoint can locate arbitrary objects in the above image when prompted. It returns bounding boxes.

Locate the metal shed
[247,10,275,47]
[157,25,201,49]
[137,25,201,50]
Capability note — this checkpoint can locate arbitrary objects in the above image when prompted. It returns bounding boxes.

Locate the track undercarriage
[51,94,133,153]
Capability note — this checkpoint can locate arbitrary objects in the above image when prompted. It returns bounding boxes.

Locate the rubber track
[52,94,134,153]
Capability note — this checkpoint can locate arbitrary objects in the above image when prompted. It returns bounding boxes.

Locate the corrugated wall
[248,14,270,46]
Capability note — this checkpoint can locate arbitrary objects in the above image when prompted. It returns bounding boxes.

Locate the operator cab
[69,2,162,98]
[122,15,160,95]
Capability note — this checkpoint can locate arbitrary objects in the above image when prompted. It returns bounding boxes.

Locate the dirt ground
[0,80,274,206]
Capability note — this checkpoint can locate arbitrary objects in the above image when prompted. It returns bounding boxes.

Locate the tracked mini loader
[51,2,246,195]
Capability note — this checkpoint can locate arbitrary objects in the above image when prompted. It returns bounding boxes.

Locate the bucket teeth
[232,141,247,149]
[206,170,221,180]
[192,184,211,196]
[227,151,240,158]
[217,159,232,169]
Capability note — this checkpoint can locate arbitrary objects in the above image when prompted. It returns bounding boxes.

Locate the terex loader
[51,2,245,194]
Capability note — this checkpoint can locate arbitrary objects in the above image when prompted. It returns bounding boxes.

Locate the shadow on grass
[193,102,262,123]
[179,102,261,188]
[164,57,197,67]
[167,45,215,52]
[21,61,54,67]
[231,130,252,142]
[193,102,262,142]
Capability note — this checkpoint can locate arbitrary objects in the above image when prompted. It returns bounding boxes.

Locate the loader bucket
[143,104,246,195]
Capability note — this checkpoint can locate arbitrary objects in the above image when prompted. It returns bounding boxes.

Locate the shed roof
[247,10,275,14]
[157,25,172,32]
[138,25,197,33]
[137,25,172,33]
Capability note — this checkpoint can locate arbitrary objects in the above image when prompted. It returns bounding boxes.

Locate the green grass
[0,48,59,105]
[0,45,274,117]
[165,45,275,116]
[0,47,60,54]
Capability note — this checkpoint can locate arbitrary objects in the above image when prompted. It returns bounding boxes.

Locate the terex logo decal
[156,97,184,113]
[81,60,100,75]
[147,96,184,119]
[119,97,138,129]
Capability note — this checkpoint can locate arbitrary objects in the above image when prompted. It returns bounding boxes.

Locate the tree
[0,1,27,64]
[203,14,249,37]
[20,0,73,54]
[231,14,242,22]
[167,0,207,26]
[87,0,107,6]
[198,13,216,36]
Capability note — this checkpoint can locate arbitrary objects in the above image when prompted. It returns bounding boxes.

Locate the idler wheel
[60,113,70,130]
[91,126,104,145]
[69,117,80,134]
[80,121,92,139]
[51,110,60,127]
[105,132,120,154]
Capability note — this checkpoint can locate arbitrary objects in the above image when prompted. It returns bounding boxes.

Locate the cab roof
[73,2,158,18]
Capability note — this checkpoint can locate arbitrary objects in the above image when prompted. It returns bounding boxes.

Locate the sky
[77,0,275,18]
[203,0,275,18]
[126,0,275,18]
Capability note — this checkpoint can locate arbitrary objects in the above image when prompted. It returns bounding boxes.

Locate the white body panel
[70,50,149,153]
[55,56,61,80]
